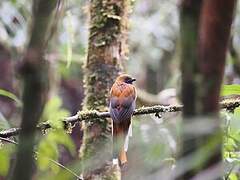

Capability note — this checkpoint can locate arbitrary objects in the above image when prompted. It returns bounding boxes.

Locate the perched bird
[109,74,137,166]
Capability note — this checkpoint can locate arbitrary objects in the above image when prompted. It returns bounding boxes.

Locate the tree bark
[80,0,129,178]
[178,0,236,179]
[180,0,202,117]
[10,1,60,180]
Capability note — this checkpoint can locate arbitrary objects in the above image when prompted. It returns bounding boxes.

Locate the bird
[109,74,137,167]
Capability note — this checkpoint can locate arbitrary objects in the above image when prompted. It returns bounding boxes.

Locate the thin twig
[36,153,83,180]
[0,137,18,145]
[224,164,235,180]
[0,128,20,138]
[0,98,239,138]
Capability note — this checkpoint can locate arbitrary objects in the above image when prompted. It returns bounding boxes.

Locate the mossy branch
[0,98,239,138]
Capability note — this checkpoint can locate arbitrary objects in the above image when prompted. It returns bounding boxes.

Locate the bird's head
[116,74,136,84]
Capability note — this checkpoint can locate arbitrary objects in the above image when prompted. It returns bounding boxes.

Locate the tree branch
[0,98,239,139]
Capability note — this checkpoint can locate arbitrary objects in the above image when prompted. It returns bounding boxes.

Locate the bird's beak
[131,78,136,82]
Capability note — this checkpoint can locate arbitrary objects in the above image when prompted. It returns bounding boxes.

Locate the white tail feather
[112,158,119,165]
[124,123,132,152]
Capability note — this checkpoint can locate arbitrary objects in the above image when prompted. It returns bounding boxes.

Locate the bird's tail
[112,121,131,166]
[124,123,132,152]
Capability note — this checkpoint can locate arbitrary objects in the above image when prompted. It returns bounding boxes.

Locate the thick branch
[1,98,239,138]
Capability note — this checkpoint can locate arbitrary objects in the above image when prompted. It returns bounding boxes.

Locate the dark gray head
[116,74,136,84]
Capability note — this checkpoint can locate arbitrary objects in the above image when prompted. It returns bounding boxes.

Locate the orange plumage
[109,74,137,167]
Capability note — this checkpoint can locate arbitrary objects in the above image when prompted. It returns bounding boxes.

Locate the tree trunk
[80,0,129,179]
[10,1,60,180]
[178,0,236,179]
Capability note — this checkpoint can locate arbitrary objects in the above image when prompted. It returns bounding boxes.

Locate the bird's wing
[109,83,136,123]
[110,96,136,123]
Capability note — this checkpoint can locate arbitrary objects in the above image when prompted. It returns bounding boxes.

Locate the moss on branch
[0,98,239,138]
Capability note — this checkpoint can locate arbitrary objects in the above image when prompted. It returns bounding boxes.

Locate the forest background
[0,0,240,179]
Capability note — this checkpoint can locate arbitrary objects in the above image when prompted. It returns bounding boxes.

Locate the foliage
[221,85,240,96]
[222,85,240,179]
[0,89,22,107]
[0,95,76,178]
[37,96,76,176]
[223,108,240,179]
[42,96,70,128]
[37,130,75,172]
[0,145,15,176]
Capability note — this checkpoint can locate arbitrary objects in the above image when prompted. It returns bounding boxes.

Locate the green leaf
[37,134,59,171]
[0,146,14,176]
[43,97,62,117]
[0,149,10,176]
[42,96,70,129]
[229,173,238,180]
[38,96,74,173]
[50,131,75,156]
[0,89,22,107]
[221,84,240,96]
[37,130,75,173]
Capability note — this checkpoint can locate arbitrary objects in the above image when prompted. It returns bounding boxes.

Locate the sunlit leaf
[50,130,75,156]
[0,145,14,176]
[52,169,76,180]
[0,148,10,176]
[37,130,75,173]
[0,89,22,107]
[37,137,59,171]
[221,84,240,96]
[38,95,74,173]
[43,97,62,116]
[229,173,238,180]
[42,96,70,129]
